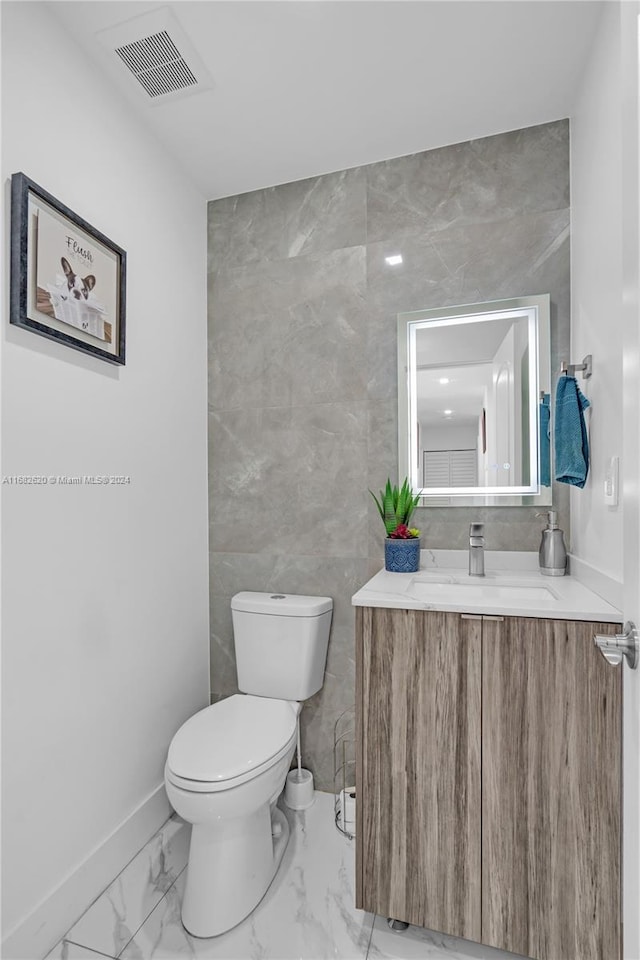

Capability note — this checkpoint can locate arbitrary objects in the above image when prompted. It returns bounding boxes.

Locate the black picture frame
[10,172,126,365]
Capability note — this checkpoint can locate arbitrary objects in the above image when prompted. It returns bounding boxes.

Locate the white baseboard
[2,783,171,960]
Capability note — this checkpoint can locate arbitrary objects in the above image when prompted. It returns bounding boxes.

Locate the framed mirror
[398,294,552,507]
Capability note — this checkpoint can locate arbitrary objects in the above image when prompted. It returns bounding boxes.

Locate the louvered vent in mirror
[115,30,197,98]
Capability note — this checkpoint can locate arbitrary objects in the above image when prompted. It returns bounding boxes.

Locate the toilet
[164,591,333,938]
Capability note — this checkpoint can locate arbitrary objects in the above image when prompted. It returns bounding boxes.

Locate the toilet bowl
[165,592,332,937]
[165,695,299,937]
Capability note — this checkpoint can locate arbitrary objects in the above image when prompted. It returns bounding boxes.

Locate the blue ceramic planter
[384,537,421,573]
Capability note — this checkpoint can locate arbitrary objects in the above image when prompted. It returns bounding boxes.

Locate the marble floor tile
[47,792,527,960]
[48,816,190,960]
[45,941,118,959]
[120,792,373,960]
[367,916,526,960]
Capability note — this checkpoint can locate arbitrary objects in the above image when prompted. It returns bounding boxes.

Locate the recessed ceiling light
[444,409,453,416]
[385,254,403,266]
[439,377,450,385]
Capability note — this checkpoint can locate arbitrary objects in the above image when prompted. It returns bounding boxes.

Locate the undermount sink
[406,577,558,604]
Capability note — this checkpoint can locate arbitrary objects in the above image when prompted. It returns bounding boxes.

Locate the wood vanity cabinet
[355,607,482,940]
[355,606,622,960]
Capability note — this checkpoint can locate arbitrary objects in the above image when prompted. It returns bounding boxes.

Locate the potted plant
[370,478,422,573]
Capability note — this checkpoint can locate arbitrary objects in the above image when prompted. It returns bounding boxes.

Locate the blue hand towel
[554,375,590,488]
[539,393,551,487]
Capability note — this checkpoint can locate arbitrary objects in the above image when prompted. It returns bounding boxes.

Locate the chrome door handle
[593,621,639,669]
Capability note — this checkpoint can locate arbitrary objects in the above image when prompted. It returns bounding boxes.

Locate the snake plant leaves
[369,477,420,537]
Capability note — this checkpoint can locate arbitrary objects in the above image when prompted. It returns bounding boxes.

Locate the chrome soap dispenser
[538,510,567,577]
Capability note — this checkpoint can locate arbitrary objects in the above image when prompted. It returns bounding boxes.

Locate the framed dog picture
[10,172,126,365]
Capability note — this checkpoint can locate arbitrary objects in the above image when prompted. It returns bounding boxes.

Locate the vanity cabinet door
[482,616,622,960]
[356,606,481,941]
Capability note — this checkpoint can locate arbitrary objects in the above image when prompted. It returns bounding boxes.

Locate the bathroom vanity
[353,554,622,960]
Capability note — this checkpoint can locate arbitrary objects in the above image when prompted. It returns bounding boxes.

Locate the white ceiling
[415,315,519,366]
[418,362,490,427]
[50,0,602,200]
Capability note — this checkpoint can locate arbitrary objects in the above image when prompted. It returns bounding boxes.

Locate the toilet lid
[167,695,298,784]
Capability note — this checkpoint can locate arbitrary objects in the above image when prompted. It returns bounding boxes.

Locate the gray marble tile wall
[207,120,570,789]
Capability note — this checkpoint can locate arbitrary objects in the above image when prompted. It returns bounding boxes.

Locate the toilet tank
[231,592,333,700]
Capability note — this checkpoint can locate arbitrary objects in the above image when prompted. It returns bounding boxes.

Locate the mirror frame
[398,294,551,504]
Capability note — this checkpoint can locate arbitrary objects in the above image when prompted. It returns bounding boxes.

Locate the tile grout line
[61,940,119,960]
[364,912,376,959]
[115,865,187,959]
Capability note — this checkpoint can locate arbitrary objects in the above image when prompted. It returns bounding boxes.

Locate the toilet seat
[165,695,298,793]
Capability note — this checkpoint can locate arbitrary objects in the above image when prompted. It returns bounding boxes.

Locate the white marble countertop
[352,550,622,623]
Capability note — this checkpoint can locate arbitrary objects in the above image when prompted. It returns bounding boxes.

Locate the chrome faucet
[469,522,485,577]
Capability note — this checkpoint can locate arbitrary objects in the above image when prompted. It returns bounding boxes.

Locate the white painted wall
[571,4,640,958]
[0,3,210,955]
[570,1,624,580]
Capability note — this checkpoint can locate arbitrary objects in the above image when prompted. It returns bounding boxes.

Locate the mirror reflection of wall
[398,295,552,506]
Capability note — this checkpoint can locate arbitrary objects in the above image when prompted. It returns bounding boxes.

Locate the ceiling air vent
[97,7,213,106]
[116,30,197,99]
